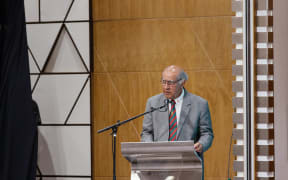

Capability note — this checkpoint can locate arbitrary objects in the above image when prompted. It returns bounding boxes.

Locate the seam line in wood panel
[94,51,141,140]
[193,31,233,101]
[92,15,234,23]
[93,69,234,74]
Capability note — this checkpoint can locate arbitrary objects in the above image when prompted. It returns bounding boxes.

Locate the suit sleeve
[140,99,154,142]
[198,101,214,152]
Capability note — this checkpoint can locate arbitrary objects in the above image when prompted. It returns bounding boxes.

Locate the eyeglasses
[160,79,181,86]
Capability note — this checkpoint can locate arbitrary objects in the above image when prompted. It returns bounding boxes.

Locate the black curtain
[0,0,37,179]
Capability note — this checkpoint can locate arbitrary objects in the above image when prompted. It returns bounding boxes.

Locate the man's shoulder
[147,93,164,102]
[185,91,208,104]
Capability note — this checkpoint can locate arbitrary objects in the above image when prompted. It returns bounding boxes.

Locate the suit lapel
[176,91,191,140]
[157,94,169,141]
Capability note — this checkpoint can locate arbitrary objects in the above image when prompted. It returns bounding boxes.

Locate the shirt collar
[173,88,184,104]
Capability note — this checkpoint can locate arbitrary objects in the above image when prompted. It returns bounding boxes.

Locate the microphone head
[164,99,170,105]
[157,99,169,112]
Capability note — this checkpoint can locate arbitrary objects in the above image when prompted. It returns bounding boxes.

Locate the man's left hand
[194,142,203,153]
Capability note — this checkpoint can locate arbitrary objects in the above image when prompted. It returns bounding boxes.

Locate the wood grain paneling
[92,0,233,179]
[94,17,232,73]
[93,72,161,177]
[93,0,233,20]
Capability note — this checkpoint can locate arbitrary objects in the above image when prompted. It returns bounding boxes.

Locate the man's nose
[163,83,170,89]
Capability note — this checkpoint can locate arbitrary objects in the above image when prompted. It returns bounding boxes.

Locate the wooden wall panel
[93,0,233,20]
[92,0,233,179]
[94,17,232,73]
[93,72,162,177]
[187,70,234,179]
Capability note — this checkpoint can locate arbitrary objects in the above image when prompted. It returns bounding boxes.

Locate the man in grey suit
[141,65,213,153]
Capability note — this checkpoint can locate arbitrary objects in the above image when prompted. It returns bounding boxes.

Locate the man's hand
[194,142,203,153]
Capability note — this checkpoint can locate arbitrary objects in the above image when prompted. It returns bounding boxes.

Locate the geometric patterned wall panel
[24,0,92,178]
[44,27,87,73]
[25,0,89,22]
[26,23,62,71]
[32,75,89,124]
[37,178,91,180]
[65,22,90,70]
[41,0,89,21]
[24,0,39,22]
[37,126,91,175]
[40,0,73,21]
[37,179,91,180]
[26,23,90,73]
[28,48,41,73]
[66,0,89,21]
[30,75,40,88]
[67,79,90,124]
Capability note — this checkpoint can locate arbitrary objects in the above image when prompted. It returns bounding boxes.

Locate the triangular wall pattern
[26,23,62,71]
[40,0,73,21]
[32,74,88,124]
[66,22,90,70]
[28,49,40,73]
[67,78,90,124]
[30,75,39,90]
[67,0,89,21]
[44,27,87,73]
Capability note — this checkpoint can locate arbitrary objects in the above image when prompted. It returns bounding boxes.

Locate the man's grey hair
[177,70,188,84]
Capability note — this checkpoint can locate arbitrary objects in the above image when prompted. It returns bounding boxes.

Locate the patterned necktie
[169,99,177,141]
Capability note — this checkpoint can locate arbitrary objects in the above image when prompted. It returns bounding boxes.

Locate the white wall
[24,0,92,179]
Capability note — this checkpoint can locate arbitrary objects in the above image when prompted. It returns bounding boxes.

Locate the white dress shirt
[168,88,184,125]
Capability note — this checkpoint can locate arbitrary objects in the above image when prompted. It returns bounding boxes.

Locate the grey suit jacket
[141,90,214,153]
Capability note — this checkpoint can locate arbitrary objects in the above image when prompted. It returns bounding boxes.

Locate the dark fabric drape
[0,0,37,179]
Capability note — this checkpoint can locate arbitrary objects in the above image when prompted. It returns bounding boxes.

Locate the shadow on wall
[33,99,56,179]
[37,132,56,178]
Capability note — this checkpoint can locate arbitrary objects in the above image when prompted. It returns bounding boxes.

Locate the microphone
[150,99,169,112]
[160,99,170,112]
[164,99,169,106]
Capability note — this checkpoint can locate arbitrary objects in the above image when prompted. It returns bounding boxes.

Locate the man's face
[161,71,184,99]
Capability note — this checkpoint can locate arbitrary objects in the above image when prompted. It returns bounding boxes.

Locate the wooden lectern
[121,141,203,180]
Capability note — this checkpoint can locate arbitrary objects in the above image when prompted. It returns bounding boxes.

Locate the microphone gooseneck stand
[97,101,168,180]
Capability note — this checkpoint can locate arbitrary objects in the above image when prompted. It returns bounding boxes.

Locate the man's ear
[181,80,186,86]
